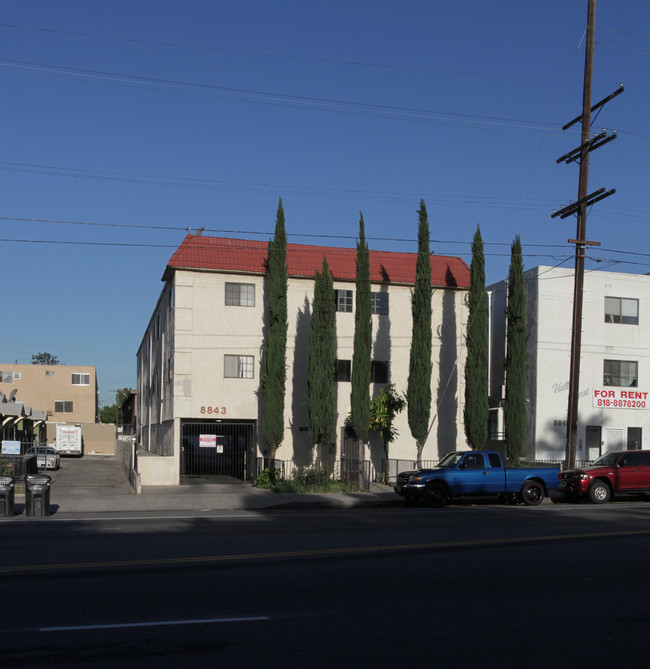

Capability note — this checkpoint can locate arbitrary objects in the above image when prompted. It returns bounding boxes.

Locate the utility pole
[552,0,622,469]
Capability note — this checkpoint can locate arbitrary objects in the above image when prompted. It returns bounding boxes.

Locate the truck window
[462,454,485,470]
[438,453,464,468]
[488,453,502,468]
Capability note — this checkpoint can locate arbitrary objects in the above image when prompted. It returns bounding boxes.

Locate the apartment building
[488,266,650,461]
[137,234,471,485]
[0,363,98,425]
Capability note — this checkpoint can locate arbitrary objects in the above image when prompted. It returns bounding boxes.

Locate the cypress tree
[504,235,527,462]
[464,225,489,449]
[308,256,336,459]
[407,200,433,466]
[350,213,372,448]
[262,198,288,474]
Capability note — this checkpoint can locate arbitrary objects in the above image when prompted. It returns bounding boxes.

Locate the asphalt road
[3,502,650,668]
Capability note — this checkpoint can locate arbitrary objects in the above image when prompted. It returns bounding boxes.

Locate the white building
[488,266,650,462]
[136,234,470,485]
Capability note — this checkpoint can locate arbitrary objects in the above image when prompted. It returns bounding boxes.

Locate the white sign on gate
[1,440,21,455]
[199,434,217,448]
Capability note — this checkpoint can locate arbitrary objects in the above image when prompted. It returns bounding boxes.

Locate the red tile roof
[165,235,470,288]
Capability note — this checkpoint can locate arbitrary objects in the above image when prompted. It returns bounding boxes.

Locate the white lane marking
[41,616,270,632]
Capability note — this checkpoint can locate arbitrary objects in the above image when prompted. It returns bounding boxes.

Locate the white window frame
[224,355,254,379]
[605,296,638,325]
[336,290,353,313]
[604,359,638,387]
[371,292,389,315]
[71,373,90,386]
[225,283,255,307]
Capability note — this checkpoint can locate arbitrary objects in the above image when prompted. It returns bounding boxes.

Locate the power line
[0,21,578,83]
[0,58,567,132]
[0,161,560,208]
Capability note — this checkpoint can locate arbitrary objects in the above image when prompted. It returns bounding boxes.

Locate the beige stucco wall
[46,421,116,454]
[0,364,97,423]
[138,267,469,482]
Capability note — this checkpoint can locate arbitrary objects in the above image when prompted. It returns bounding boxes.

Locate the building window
[46,370,55,377]
[0,371,14,383]
[224,355,254,379]
[54,401,74,413]
[335,359,351,382]
[605,297,638,325]
[71,373,90,386]
[336,290,353,313]
[167,355,174,381]
[604,360,638,387]
[371,360,389,384]
[371,292,389,315]
[225,283,255,307]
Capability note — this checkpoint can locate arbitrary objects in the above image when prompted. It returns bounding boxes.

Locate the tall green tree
[262,198,288,474]
[350,213,372,448]
[504,235,528,461]
[464,225,489,449]
[31,352,59,365]
[407,200,433,466]
[308,256,336,460]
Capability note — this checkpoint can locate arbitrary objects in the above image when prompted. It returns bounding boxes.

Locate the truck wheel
[520,481,544,506]
[588,480,611,504]
[425,482,447,508]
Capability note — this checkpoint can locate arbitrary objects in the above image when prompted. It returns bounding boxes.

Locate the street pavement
[7,454,401,517]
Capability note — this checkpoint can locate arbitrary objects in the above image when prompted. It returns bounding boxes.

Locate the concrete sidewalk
[9,454,401,517]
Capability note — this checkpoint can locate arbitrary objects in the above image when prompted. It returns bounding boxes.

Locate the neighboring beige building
[0,363,98,427]
[137,234,471,486]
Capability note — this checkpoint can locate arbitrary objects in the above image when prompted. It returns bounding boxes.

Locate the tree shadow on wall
[435,268,459,458]
[291,296,313,467]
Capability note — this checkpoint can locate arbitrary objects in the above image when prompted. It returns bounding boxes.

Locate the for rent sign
[593,388,649,409]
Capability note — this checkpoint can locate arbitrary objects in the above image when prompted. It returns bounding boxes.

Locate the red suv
[559,450,650,503]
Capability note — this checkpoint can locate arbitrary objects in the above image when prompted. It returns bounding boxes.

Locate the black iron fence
[255,458,373,491]
[0,455,38,481]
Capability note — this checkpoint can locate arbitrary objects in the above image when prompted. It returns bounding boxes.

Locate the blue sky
[2,1,649,407]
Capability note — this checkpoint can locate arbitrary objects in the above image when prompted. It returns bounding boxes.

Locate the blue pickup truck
[395,451,560,507]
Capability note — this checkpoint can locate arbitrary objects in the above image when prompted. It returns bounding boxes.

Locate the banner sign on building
[593,388,648,409]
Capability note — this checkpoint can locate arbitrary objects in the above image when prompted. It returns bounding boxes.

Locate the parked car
[558,450,650,503]
[27,446,60,471]
[395,450,560,507]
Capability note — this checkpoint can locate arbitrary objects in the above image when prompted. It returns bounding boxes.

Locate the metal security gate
[341,431,363,483]
[180,420,255,483]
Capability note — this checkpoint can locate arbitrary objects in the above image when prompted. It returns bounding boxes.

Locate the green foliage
[350,213,372,444]
[407,200,433,462]
[254,467,361,493]
[31,352,59,365]
[262,198,289,458]
[308,256,337,450]
[115,387,132,405]
[464,225,489,449]
[253,468,276,488]
[369,384,406,446]
[505,235,528,461]
[100,388,133,424]
[100,405,117,424]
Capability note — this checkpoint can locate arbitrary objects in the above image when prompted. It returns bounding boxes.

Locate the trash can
[0,475,15,517]
[25,474,51,517]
